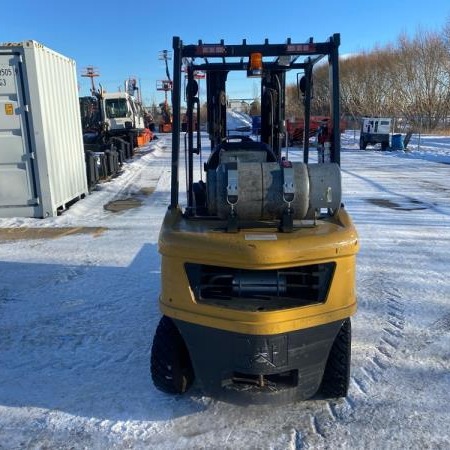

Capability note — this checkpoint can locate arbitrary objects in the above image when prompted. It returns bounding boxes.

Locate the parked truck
[80,90,147,143]
[79,89,153,188]
[102,91,146,137]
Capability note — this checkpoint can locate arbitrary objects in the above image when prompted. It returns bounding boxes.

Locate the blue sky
[3,0,450,105]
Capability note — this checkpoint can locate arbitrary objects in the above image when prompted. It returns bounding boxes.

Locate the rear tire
[150,316,195,394]
[321,318,351,398]
[359,137,366,150]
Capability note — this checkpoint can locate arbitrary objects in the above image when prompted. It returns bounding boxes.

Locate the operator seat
[195,139,278,216]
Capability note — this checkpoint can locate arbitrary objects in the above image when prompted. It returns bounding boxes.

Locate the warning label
[4,103,13,115]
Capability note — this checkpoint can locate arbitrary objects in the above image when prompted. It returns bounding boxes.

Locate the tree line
[286,21,450,132]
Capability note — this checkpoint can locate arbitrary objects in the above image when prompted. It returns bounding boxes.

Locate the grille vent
[185,262,335,312]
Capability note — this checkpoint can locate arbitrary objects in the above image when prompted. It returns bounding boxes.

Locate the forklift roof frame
[170,35,341,210]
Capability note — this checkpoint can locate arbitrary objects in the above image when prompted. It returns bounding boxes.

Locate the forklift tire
[150,316,195,394]
[320,318,351,398]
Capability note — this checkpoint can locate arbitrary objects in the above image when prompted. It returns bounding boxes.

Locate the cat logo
[4,103,13,115]
[250,352,276,368]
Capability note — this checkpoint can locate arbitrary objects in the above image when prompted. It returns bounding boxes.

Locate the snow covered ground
[0,131,449,449]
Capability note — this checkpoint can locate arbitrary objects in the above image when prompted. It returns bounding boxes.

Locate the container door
[0,52,38,207]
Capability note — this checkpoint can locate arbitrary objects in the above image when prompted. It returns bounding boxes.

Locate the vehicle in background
[102,92,145,136]
[360,117,391,150]
[79,89,153,190]
[80,90,148,144]
[158,99,172,132]
[286,116,347,146]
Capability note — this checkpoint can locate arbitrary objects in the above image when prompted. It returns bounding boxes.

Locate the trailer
[286,116,346,146]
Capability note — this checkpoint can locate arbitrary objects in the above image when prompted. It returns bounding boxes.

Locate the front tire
[320,318,351,398]
[150,316,195,394]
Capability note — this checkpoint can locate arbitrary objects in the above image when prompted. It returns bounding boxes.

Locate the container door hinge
[27,198,39,206]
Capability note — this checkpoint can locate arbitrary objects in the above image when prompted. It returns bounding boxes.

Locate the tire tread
[150,316,194,394]
[321,318,351,398]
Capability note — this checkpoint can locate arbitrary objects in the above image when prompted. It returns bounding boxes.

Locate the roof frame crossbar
[180,39,337,60]
[181,35,338,74]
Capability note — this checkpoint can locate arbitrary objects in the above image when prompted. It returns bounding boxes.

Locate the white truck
[102,92,145,136]
[360,117,391,151]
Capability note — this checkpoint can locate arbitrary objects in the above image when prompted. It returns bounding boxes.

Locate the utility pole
[158,50,172,107]
[157,50,173,132]
[81,66,100,94]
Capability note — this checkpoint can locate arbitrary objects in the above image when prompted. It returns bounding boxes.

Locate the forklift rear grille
[185,262,335,312]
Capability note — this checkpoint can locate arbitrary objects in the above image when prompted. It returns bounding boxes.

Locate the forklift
[150,35,359,404]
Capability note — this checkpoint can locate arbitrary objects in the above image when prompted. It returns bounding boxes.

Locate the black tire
[359,138,366,150]
[150,316,195,394]
[381,141,388,151]
[320,318,351,398]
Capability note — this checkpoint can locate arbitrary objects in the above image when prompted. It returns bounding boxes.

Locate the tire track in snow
[305,396,352,445]
[287,428,303,450]
[351,375,369,395]
[404,311,450,355]
[325,401,338,421]
[358,284,405,392]
[302,280,407,446]
[310,414,326,440]
[364,288,405,388]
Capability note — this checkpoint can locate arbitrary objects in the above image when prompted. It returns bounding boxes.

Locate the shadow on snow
[0,243,207,422]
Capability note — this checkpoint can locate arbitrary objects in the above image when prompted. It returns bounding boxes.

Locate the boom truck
[80,89,146,147]
[79,83,151,187]
[150,35,359,404]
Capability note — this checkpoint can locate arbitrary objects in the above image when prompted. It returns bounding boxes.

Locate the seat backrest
[219,149,267,164]
[205,140,277,170]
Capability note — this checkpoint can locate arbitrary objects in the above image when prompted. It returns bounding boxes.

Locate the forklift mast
[171,35,341,211]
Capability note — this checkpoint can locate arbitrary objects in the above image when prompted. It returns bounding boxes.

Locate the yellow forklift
[150,35,359,403]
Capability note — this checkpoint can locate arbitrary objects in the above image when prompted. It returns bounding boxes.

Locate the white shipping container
[0,40,88,218]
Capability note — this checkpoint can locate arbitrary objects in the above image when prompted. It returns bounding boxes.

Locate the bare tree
[392,29,450,130]
[285,84,302,119]
[308,27,450,132]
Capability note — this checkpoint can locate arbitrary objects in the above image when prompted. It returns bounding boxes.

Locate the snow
[1,131,450,449]
[227,109,253,133]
